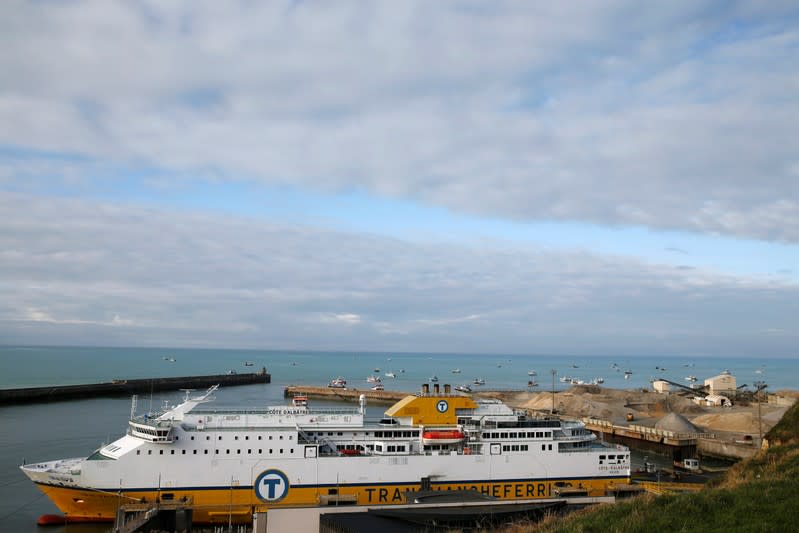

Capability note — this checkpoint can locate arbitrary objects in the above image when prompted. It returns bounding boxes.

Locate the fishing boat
[473,377,485,385]
[451,368,461,373]
[366,375,382,384]
[527,370,537,376]
[371,383,385,391]
[429,375,439,383]
[384,371,396,378]
[20,384,630,526]
[454,384,472,393]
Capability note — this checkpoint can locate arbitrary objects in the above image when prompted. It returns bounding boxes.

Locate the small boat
[685,375,697,382]
[454,384,472,393]
[400,368,406,373]
[328,377,347,388]
[422,429,465,445]
[527,370,537,376]
[593,377,605,384]
[527,381,538,388]
[367,375,382,383]
[560,375,571,383]
[244,361,254,366]
[374,368,381,372]
[497,364,502,368]
[162,356,176,362]
[624,370,633,379]
[451,368,461,373]
[371,383,385,391]
[385,371,396,378]
[429,375,439,383]
[226,369,237,375]
[473,378,485,385]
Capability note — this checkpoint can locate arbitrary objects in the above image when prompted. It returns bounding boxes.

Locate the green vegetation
[521,400,799,533]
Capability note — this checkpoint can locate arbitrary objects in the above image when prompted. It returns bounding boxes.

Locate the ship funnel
[434,383,440,394]
[444,384,451,394]
[422,383,430,395]
[359,394,367,415]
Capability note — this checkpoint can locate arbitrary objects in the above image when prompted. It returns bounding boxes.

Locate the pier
[283,385,408,403]
[582,417,720,461]
[0,369,270,405]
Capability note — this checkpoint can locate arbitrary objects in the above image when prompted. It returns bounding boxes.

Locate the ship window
[193,450,197,455]
[215,449,219,454]
[608,455,615,459]
[502,445,510,451]
[148,450,152,455]
[398,445,405,452]
[235,436,239,440]
[181,450,185,455]
[269,436,273,440]
[541,445,546,451]
[162,493,174,501]
[280,449,283,454]
[387,445,396,452]
[376,445,383,452]
[248,449,251,454]
[137,450,140,455]
[269,449,273,454]
[206,436,210,440]
[512,445,519,451]
[237,449,240,454]
[327,433,333,436]
[546,432,551,438]
[218,436,222,440]
[245,436,249,440]
[375,431,382,438]
[258,449,262,454]
[599,455,606,460]
[290,448,294,453]
[337,432,342,436]
[289,435,293,440]
[548,444,552,450]
[537,431,543,438]
[170,450,175,455]
[279,435,284,440]
[226,449,230,454]
[159,450,163,455]
[258,436,262,440]
[510,432,517,438]
[204,450,208,454]
[501,433,508,438]
[521,445,528,451]
[190,436,194,440]
[175,436,179,440]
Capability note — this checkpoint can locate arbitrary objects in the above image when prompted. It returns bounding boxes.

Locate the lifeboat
[422,429,465,445]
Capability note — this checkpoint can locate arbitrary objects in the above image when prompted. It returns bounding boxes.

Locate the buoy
[37,514,67,526]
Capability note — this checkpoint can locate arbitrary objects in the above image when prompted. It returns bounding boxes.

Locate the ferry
[20,383,630,525]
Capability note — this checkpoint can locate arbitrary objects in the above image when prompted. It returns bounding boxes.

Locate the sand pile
[691,412,758,433]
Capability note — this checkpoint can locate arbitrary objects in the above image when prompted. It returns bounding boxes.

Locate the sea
[1,345,796,532]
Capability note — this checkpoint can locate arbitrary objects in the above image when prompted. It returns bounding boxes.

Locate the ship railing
[191,407,360,416]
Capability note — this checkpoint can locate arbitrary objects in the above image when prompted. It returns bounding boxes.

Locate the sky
[1,1,797,357]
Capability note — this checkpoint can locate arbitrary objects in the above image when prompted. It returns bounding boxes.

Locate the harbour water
[1,345,796,532]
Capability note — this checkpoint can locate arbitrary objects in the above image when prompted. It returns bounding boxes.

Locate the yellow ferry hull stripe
[36,476,630,522]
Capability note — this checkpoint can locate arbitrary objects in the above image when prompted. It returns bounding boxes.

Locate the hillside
[519,399,799,533]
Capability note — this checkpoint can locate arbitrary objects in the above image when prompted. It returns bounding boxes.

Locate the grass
[495,399,799,533]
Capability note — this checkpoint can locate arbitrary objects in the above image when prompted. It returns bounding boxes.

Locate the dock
[284,385,408,403]
[0,369,271,405]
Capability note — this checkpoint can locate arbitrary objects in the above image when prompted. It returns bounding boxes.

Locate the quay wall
[0,371,271,405]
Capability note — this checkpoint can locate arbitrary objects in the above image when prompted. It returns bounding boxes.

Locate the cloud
[1,191,797,356]
[1,2,797,241]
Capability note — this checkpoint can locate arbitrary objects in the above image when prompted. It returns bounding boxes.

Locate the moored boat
[20,383,630,526]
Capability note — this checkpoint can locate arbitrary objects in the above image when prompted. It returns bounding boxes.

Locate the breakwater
[0,370,271,405]
[284,385,408,403]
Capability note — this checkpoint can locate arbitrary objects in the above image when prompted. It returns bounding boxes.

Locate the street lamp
[550,369,557,414]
